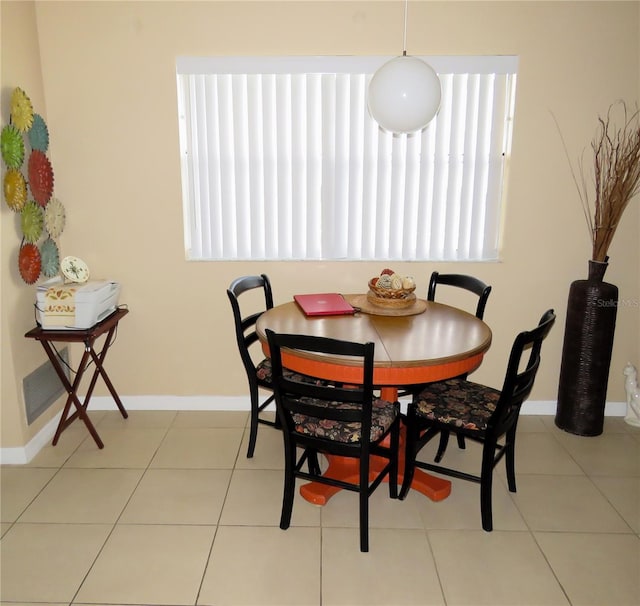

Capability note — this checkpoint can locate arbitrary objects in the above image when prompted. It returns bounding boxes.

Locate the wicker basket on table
[367,279,417,309]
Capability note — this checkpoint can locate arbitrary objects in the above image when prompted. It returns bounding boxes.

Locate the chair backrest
[227,274,274,375]
[490,309,556,435]
[265,329,376,448]
[427,271,492,320]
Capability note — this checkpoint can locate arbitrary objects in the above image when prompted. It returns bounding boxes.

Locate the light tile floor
[1,410,638,606]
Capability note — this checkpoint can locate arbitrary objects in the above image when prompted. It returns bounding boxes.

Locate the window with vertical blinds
[176,56,518,261]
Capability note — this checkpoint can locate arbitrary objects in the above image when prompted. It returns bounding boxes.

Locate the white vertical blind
[176,56,518,261]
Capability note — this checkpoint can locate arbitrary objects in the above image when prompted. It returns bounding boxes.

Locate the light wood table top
[256,295,492,389]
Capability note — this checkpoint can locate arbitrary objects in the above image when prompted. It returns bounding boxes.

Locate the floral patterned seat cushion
[256,358,325,385]
[292,398,397,443]
[413,378,501,433]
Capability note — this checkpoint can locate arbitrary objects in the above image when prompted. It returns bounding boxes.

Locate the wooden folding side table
[25,308,129,449]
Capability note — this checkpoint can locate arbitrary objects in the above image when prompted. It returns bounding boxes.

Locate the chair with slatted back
[400,309,556,531]
[227,274,279,458]
[266,329,401,552]
[419,271,492,462]
[227,275,329,458]
[427,271,492,321]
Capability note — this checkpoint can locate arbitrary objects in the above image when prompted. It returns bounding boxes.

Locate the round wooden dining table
[256,294,492,505]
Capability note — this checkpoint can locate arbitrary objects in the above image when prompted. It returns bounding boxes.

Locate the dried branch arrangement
[559,101,640,263]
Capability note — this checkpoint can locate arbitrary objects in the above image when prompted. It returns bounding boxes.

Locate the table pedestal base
[300,386,452,505]
[299,453,451,505]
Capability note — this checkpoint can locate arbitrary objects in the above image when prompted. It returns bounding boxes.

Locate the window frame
[176,55,518,262]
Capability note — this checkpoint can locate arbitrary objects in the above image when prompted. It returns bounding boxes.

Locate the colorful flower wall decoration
[2,87,65,283]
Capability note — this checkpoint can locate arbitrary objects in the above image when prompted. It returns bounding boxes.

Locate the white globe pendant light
[368,1,441,134]
[368,53,441,134]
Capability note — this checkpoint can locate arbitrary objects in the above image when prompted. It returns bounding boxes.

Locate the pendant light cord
[402,0,408,56]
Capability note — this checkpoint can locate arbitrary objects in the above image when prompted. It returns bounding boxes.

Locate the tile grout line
[193,416,248,606]
[68,410,179,605]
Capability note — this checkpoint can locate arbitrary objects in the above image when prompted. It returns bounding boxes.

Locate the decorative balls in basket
[367,270,416,308]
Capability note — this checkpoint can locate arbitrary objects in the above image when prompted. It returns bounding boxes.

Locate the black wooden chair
[266,329,400,552]
[227,275,326,458]
[399,309,556,531]
[427,271,492,320]
[414,271,493,462]
[227,274,278,458]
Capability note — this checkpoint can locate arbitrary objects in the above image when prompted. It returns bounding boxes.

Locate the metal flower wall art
[2,87,66,283]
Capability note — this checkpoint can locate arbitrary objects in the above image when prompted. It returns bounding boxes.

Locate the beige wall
[2,1,639,451]
[1,1,55,450]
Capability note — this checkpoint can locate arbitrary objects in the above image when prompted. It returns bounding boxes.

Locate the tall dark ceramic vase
[555,259,618,436]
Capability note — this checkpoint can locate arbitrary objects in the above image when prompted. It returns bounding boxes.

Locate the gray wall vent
[23,347,70,425]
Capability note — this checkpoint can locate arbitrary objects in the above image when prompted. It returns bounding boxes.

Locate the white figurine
[623,363,640,427]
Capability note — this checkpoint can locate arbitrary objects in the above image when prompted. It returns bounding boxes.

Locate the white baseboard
[0,396,253,465]
[521,399,627,416]
[0,396,627,465]
[96,395,254,411]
